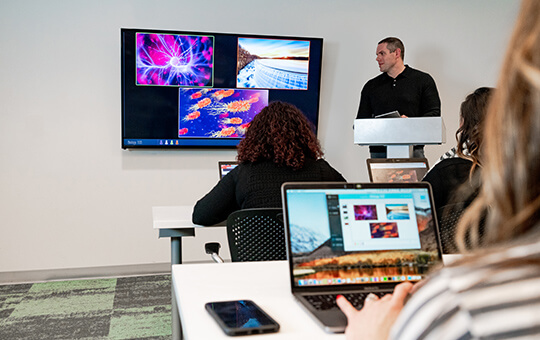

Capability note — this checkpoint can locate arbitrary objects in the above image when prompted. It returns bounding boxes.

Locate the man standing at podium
[356,37,441,158]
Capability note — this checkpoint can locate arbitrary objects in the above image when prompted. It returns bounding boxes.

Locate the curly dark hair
[236,101,323,170]
[456,87,494,172]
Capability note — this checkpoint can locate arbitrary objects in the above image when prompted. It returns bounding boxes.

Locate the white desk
[172,261,344,339]
[172,257,461,339]
[160,207,461,339]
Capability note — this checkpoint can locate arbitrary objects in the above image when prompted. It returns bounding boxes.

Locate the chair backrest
[226,208,287,262]
[437,204,464,254]
[437,202,486,254]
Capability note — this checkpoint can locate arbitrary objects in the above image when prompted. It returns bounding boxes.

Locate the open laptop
[281,182,442,333]
[218,161,238,180]
[367,158,429,183]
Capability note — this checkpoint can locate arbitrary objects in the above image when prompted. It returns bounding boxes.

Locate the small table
[172,261,344,339]
[153,206,197,265]
[152,205,226,339]
[153,205,227,264]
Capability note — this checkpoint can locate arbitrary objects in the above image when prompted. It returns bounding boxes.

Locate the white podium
[354,117,445,158]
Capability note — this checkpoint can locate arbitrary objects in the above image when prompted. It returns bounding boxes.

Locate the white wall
[0,0,519,274]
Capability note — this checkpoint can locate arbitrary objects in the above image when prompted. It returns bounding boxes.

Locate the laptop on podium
[366,158,430,183]
[281,182,442,333]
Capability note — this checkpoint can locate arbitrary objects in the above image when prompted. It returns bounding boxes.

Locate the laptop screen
[281,182,442,289]
[366,158,429,183]
[218,161,239,179]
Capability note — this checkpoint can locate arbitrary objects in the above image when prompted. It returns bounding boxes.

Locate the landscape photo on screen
[178,88,269,138]
[386,204,410,220]
[136,32,214,87]
[237,38,310,90]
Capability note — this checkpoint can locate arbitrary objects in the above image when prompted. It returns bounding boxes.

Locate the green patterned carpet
[0,274,172,340]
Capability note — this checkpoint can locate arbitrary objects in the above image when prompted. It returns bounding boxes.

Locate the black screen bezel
[121,28,324,149]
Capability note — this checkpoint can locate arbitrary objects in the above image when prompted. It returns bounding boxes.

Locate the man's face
[376,43,400,73]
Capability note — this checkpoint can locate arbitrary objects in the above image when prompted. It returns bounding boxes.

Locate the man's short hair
[378,37,405,60]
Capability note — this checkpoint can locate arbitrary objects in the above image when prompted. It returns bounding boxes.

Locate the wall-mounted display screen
[121,28,324,149]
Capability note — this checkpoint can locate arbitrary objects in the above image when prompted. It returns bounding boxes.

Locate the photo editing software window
[327,192,423,252]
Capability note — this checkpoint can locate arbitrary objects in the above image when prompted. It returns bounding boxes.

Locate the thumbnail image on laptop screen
[282,182,442,288]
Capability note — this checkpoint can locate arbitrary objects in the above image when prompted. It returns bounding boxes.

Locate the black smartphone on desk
[205,300,280,336]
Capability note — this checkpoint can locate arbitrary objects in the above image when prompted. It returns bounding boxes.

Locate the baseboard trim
[0,263,173,285]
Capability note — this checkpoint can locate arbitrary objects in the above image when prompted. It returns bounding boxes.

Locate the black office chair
[437,203,464,254]
[205,208,287,262]
[437,202,486,254]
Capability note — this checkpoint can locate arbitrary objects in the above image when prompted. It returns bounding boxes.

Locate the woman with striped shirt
[337,0,540,338]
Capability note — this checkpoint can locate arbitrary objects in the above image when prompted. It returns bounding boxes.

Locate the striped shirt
[390,240,540,340]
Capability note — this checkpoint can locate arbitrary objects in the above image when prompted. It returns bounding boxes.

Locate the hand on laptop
[336,282,413,340]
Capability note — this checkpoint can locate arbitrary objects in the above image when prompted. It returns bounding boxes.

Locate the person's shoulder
[313,158,333,166]
[404,65,435,80]
[363,72,387,87]
[424,157,471,181]
[436,157,473,168]
[236,160,274,172]
[404,65,427,74]
[239,160,295,176]
[309,158,335,171]
[314,158,346,179]
[371,72,387,80]
[429,158,472,176]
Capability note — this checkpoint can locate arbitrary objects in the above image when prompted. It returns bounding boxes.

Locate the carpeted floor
[0,274,172,340]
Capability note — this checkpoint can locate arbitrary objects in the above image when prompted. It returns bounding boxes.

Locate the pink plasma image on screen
[136,33,214,86]
[354,205,378,220]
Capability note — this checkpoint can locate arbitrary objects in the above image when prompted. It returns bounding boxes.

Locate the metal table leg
[159,229,195,340]
[171,237,182,339]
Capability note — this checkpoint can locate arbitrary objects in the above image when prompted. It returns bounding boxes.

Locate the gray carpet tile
[0,283,33,320]
[0,275,172,340]
[113,275,171,309]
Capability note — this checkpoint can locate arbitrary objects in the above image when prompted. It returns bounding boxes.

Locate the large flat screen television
[121,28,324,149]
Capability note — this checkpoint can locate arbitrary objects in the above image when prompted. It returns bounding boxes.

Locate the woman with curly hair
[192,101,345,226]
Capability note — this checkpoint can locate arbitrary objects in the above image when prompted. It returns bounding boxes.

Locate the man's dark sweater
[356,65,441,153]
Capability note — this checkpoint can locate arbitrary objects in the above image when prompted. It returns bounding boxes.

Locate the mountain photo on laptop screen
[287,192,329,253]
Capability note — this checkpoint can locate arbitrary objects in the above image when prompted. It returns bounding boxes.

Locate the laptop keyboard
[304,292,387,311]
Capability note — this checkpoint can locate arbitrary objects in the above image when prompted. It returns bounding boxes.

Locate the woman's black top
[192,159,346,226]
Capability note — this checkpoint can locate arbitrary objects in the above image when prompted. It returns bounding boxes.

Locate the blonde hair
[456,0,540,250]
